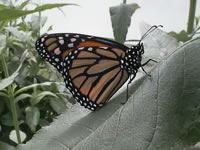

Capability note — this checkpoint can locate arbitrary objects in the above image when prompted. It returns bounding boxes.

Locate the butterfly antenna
[139,25,163,42]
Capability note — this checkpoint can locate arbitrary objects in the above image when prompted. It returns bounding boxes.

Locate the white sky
[37,0,200,40]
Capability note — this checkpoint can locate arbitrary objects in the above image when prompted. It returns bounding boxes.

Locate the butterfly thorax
[122,43,144,75]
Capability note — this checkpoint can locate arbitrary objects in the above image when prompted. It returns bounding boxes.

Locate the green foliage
[0,3,75,22]
[169,16,200,42]
[0,0,73,147]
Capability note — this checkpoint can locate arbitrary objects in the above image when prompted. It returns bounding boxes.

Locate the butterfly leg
[141,66,151,77]
[122,74,136,105]
[141,59,158,66]
[141,59,158,76]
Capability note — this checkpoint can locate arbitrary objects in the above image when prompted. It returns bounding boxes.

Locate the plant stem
[123,0,126,4]
[187,0,196,34]
[0,54,22,144]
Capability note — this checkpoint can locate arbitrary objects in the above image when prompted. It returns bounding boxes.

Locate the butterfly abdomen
[62,45,129,110]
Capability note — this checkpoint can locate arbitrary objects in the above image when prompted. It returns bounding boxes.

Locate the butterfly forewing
[35,34,86,73]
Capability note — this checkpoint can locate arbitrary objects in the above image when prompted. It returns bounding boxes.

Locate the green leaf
[34,91,57,105]
[14,82,62,96]
[0,91,8,97]
[169,30,190,42]
[7,59,20,75]
[0,50,28,90]
[0,20,9,30]
[0,113,13,126]
[0,34,6,54]
[25,106,40,132]
[5,26,32,43]
[18,0,30,10]
[0,141,14,150]
[15,31,200,149]
[15,93,32,103]
[110,3,140,44]
[14,64,29,87]
[47,25,53,32]
[0,4,8,10]
[0,100,5,115]
[0,3,76,22]
[29,61,40,77]
[50,98,66,114]
[38,119,50,127]
[30,15,47,32]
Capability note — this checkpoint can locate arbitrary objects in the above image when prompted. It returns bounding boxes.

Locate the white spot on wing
[74,35,79,38]
[59,40,64,45]
[70,38,76,42]
[55,58,59,62]
[100,47,108,49]
[54,48,61,55]
[88,47,93,51]
[68,43,74,48]
[78,47,84,50]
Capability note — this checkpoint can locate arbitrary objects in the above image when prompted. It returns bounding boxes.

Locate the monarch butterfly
[35,25,162,111]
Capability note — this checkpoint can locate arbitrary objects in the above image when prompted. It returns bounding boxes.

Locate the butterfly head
[131,42,144,54]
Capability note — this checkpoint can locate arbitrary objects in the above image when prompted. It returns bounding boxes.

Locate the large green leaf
[0,3,76,21]
[110,3,140,44]
[15,32,200,149]
[0,141,14,150]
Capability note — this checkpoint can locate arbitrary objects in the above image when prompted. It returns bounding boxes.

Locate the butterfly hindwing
[62,46,129,110]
